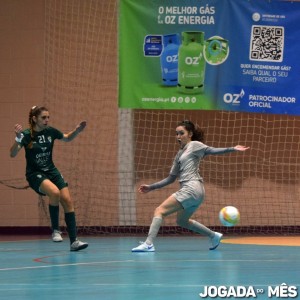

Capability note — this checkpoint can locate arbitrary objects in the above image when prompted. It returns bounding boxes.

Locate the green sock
[65,212,77,244]
[48,205,59,231]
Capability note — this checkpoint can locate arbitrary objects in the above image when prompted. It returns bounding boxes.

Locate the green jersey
[19,126,63,176]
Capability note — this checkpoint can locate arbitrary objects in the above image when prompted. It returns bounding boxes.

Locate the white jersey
[170,141,234,183]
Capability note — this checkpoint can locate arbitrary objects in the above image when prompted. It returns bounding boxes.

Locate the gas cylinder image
[178,31,206,94]
[160,33,180,86]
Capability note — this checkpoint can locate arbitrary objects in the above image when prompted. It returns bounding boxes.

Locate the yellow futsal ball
[219,206,240,227]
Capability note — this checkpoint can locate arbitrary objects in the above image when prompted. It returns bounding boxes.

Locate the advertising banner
[119,0,300,115]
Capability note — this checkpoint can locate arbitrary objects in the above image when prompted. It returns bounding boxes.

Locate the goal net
[41,0,300,235]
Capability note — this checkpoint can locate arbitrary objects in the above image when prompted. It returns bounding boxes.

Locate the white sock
[185,220,215,238]
[145,217,163,245]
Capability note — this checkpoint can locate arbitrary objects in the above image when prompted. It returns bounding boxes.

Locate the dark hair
[178,120,205,142]
[27,106,49,148]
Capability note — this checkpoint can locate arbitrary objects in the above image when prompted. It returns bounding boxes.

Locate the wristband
[15,133,24,144]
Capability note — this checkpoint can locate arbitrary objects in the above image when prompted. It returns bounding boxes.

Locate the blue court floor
[0,236,299,300]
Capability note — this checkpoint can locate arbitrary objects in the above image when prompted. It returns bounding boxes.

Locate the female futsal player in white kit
[132,120,249,252]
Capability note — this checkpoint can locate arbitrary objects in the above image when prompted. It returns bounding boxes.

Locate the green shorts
[26,168,68,196]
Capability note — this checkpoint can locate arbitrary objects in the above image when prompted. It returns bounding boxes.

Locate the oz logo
[185,55,203,65]
[166,55,178,63]
[223,89,245,105]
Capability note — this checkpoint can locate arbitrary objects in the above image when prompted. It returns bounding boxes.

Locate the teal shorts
[26,168,68,196]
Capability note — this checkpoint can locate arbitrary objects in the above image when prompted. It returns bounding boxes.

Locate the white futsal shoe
[70,239,89,251]
[132,241,155,252]
[209,232,223,250]
[52,230,63,242]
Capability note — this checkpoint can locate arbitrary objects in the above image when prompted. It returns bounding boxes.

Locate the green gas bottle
[178,31,206,94]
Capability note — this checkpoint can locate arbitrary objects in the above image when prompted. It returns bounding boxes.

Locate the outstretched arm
[10,124,23,158]
[205,145,249,155]
[138,174,177,194]
[62,121,87,142]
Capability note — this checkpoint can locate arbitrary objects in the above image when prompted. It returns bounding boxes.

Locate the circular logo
[252,13,260,22]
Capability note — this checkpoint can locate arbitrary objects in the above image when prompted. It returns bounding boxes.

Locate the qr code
[250,25,284,62]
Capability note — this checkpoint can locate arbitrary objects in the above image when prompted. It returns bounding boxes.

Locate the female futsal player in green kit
[132,120,249,252]
[10,106,88,251]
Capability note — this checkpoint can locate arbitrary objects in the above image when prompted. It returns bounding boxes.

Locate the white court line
[0,258,294,272]
[0,260,134,271]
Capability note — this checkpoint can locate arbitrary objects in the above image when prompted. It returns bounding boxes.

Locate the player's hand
[138,184,151,194]
[76,121,87,133]
[234,145,250,151]
[14,124,23,138]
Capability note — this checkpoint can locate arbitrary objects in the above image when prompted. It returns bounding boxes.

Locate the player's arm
[10,124,23,158]
[62,121,87,142]
[204,145,249,155]
[138,175,177,193]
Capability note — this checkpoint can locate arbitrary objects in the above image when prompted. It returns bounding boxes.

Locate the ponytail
[178,120,205,142]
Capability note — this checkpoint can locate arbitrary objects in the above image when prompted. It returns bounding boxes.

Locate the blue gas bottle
[160,33,180,86]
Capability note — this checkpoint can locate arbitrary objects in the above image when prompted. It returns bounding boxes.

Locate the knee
[48,187,60,200]
[154,206,161,216]
[154,206,166,218]
[60,195,72,206]
[47,187,61,205]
